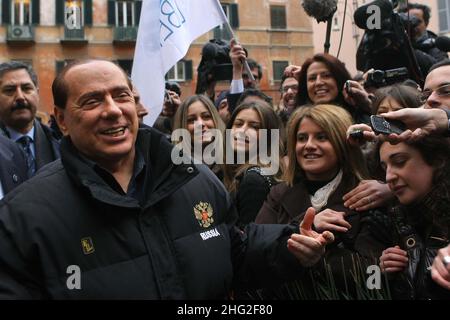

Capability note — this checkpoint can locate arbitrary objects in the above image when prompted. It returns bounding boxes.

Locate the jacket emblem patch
[194,201,214,228]
[81,237,95,255]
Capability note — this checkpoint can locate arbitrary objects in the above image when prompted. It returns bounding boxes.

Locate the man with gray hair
[0,59,333,299]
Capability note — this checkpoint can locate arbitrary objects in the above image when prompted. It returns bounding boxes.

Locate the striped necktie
[17,136,36,177]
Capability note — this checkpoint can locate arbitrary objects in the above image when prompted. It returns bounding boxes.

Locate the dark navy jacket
[0,135,28,196]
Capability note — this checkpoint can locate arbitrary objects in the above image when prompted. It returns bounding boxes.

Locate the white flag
[132,0,227,126]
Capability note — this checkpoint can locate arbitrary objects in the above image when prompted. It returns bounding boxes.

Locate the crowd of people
[0,3,449,300]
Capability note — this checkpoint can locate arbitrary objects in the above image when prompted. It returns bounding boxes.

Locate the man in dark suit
[0,62,60,177]
[0,135,28,200]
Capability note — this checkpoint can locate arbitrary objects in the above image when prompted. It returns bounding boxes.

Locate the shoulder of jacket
[426,30,438,38]
[243,167,276,188]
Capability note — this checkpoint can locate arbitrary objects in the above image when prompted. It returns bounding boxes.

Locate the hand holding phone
[370,115,406,135]
[345,80,352,97]
[349,130,364,141]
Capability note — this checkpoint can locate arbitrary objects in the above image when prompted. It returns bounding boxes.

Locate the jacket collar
[60,127,198,210]
[280,175,358,219]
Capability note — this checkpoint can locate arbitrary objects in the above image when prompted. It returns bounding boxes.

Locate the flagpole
[212,0,255,82]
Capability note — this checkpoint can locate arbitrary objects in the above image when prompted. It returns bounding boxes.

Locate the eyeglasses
[281,84,298,93]
[420,84,450,104]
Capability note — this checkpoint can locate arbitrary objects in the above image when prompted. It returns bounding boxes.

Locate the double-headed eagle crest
[194,201,214,228]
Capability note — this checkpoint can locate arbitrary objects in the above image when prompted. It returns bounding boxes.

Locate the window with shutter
[273,61,289,81]
[61,1,87,40]
[166,61,187,81]
[12,0,32,25]
[438,0,450,32]
[116,1,135,27]
[64,0,83,26]
[3,0,11,24]
[84,0,91,25]
[32,0,39,24]
[214,3,233,40]
[270,5,286,30]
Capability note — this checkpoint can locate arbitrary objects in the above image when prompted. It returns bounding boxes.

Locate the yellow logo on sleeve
[81,237,95,255]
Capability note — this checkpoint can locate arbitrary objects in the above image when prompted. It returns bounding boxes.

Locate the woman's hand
[379,246,408,273]
[343,180,394,211]
[284,65,302,79]
[431,244,450,290]
[313,208,351,233]
[288,207,335,267]
[346,123,378,146]
[343,80,372,113]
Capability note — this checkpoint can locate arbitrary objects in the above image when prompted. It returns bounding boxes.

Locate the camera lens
[372,70,385,83]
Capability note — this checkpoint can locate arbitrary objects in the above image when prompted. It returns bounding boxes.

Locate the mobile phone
[345,80,352,96]
[349,130,364,141]
[370,115,406,135]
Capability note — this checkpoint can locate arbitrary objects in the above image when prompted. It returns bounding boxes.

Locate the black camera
[355,0,425,86]
[398,12,421,30]
[365,67,409,88]
[201,39,233,80]
[195,39,234,94]
[165,81,181,96]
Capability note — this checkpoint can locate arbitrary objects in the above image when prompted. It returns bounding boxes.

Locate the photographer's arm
[228,39,246,114]
[381,108,449,142]
[230,39,245,83]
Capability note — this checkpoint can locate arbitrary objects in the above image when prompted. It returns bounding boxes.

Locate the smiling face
[231,108,261,154]
[186,100,216,147]
[296,117,338,181]
[306,62,339,105]
[380,142,434,205]
[281,77,298,112]
[55,61,138,168]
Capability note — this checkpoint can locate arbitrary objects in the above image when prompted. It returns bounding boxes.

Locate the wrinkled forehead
[425,66,450,90]
[65,61,130,96]
[0,68,34,86]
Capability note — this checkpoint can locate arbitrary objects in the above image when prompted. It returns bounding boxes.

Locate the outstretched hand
[381,108,448,143]
[287,207,335,267]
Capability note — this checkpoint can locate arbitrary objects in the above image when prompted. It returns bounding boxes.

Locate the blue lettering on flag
[160,0,186,47]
